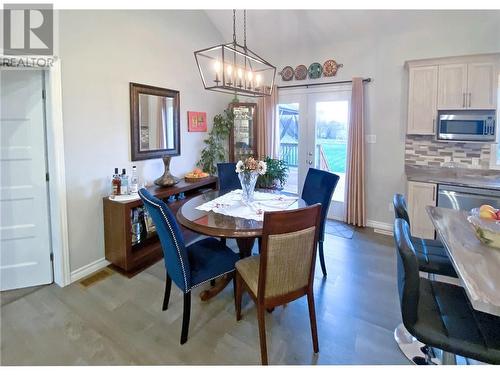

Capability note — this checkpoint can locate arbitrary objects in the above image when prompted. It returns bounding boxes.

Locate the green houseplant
[197,108,234,176]
[257,156,289,190]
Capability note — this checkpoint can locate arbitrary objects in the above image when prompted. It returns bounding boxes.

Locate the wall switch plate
[365,134,376,144]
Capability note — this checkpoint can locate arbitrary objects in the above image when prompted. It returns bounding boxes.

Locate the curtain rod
[277,78,371,90]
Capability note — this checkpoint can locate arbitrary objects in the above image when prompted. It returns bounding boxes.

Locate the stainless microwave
[437,110,496,142]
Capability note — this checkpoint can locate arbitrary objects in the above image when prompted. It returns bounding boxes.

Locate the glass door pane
[314,100,349,202]
[278,102,300,194]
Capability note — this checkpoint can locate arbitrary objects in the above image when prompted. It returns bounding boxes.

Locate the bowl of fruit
[467,205,500,249]
[185,168,209,182]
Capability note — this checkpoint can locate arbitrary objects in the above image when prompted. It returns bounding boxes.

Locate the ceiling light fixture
[194,10,276,97]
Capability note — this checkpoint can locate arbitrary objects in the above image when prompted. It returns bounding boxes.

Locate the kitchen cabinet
[407,181,437,240]
[437,63,468,109]
[407,65,438,135]
[438,62,497,110]
[467,62,497,109]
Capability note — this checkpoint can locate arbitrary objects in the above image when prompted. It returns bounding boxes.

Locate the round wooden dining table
[176,189,307,300]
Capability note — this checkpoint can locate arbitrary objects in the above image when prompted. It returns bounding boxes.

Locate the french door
[278,86,351,219]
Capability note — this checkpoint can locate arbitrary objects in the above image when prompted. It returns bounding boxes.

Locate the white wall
[267,10,500,227]
[59,10,229,272]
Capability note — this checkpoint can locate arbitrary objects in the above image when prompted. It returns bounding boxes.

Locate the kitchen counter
[405,165,500,191]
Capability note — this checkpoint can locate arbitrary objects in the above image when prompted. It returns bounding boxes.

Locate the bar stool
[394,219,500,365]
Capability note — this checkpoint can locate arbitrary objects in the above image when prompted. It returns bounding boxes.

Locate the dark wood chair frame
[234,204,322,365]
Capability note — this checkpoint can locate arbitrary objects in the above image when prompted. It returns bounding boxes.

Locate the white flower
[235,160,244,173]
[257,160,267,175]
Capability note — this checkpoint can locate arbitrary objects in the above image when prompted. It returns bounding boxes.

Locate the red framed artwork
[187,111,207,132]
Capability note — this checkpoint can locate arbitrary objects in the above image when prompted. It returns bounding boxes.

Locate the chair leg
[318,240,327,277]
[162,272,172,311]
[235,272,243,321]
[307,290,319,353]
[257,305,268,365]
[180,291,191,345]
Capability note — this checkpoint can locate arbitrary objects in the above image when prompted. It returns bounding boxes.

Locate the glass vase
[238,171,259,203]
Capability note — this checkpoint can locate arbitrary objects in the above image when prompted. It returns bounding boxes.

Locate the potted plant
[197,108,234,175]
[257,156,289,190]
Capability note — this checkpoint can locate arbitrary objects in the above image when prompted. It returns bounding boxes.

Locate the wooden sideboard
[103,176,217,277]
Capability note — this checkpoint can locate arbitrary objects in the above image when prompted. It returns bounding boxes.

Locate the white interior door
[1,69,53,291]
[278,86,351,220]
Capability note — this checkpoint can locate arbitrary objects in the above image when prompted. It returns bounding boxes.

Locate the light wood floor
[0,228,410,365]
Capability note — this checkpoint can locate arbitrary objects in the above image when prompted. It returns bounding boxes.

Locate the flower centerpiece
[236,157,267,203]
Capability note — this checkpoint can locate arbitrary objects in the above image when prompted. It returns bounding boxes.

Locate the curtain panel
[345,78,366,227]
[256,85,278,159]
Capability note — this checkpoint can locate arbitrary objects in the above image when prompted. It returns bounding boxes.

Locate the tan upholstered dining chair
[234,204,322,365]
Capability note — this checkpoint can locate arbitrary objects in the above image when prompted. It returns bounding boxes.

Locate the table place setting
[196,189,298,221]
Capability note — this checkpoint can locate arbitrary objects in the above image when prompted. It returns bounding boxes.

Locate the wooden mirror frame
[130,82,180,161]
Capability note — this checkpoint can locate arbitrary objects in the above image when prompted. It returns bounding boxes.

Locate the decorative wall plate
[280,66,294,81]
[323,59,343,77]
[308,63,323,79]
[294,64,307,80]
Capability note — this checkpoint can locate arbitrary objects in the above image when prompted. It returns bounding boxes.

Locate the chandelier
[194,10,276,97]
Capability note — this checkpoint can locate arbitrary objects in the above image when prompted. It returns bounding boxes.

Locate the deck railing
[280,142,331,172]
[280,142,298,167]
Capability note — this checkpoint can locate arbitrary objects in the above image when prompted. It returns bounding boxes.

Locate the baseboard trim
[367,220,393,236]
[70,258,110,284]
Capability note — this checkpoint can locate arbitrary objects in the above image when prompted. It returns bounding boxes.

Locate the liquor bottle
[130,165,139,194]
[112,167,121,196]
[120,168,129,195]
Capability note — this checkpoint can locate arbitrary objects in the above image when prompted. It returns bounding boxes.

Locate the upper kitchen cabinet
[438,62,497,110]
[437,63,468,109]
[467,62,497,109]
[406,54,499,135]
[407,65,438,135]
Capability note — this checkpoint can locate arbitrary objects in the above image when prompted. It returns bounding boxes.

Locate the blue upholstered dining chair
[301,168,340,277]
[138,188,240,344]
[217,162,241,193]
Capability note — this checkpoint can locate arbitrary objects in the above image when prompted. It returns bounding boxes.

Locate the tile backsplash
[405,136,491,169]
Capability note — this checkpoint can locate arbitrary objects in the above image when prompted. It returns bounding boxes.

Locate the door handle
[462,93,466,108]
[432,118,436,132]
[308,152,313,156]
[307,160,313,165]
[468,92,472,108]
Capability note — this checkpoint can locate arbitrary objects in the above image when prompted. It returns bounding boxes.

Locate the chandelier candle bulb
[237,68,243,88]
[256,74,262,89]
[247,71,253,90]
[213,60,221,84]
[227,64,233,85]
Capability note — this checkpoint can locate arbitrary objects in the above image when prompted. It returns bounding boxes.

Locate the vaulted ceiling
[204,9,500,61]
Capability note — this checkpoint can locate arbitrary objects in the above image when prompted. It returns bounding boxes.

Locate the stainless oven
[437,110,496,142]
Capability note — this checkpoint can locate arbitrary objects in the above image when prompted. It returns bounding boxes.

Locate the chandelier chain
[232,9,236,45]
[243,10,247,48]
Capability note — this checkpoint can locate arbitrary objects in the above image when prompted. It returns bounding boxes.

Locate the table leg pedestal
[199,273,233,301]
[198,237,256,301]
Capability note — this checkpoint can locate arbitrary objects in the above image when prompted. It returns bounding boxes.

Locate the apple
[480,208,498,220]
[480,204,496,212]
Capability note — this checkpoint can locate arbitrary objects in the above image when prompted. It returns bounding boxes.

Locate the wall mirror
[130,82,180,161]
